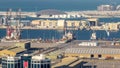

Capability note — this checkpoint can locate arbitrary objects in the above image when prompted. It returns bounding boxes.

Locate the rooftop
[65,48,120,54]
[8,47,26,53]
[52,57,78,68]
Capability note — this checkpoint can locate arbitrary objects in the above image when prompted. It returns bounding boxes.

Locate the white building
[79,42,98,46]
[97,5,114,11]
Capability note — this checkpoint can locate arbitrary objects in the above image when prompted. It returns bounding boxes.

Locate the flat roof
[83,59,120,68]
[52,57,78,68]
[65,48,120,54]
[69,60,83,67]
[5,46,26,54]
[8,47,26,53]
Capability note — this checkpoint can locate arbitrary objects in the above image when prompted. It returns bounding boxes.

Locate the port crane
[2,9,22,41]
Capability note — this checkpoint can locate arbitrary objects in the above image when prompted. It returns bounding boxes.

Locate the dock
[0,10,120,18]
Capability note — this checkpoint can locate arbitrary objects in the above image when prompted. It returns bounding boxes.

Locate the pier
[65,10,120,18]
[0,10,120,18]
[0,11,35,17]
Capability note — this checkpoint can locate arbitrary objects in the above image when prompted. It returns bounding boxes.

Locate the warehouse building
[31,18,98,30]
[65,48,120,59]
[0,42,31,57]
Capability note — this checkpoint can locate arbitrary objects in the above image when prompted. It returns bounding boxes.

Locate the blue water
[0,0,119,11]
[0,29,120,40]
[99,17,120,22]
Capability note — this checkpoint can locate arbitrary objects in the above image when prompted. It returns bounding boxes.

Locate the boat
[105,30,110,37]
[90,31,96,40]
[56,31,75,43]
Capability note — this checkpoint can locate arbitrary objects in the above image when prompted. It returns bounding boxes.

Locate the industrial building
[0,42,31,57]
[31,18,98,30]
[52,57,82,68]
[65,48,120,59]
[2,54,51,68]
[97,5,114,11]
[102,22,120,31]
[87,18,98,26]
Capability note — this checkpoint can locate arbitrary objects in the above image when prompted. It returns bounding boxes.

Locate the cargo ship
[56,31,75,43]
[56,21,76,43]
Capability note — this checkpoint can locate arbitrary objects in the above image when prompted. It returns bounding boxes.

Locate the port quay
[1,10,120,18]
[0,11,35,17]
[1,9,120,68]
[2,1,120,67]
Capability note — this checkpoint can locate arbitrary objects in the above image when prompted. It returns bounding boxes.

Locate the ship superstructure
[57,31,74,43]
[90,31,96,40]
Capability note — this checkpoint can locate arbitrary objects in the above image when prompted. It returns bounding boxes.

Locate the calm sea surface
[1,29,120,40]
[0,0,120,11]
